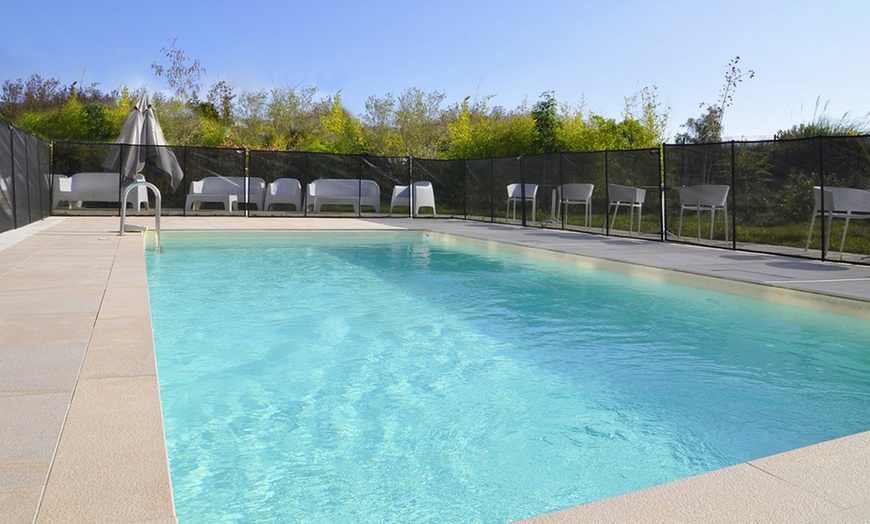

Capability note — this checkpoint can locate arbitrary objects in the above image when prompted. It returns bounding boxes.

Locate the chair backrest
[70,172,121,192]
[507,183,538,198]
[607,184,645,204]
[812,186,835,213]
[392,185,410,199]
[411,181,436,208]
[199,176,246,195]
[826,186,870,214]
[561,183,593,202]
[308,178,380,198]
[679,185,729,207]
[269,178,301,196]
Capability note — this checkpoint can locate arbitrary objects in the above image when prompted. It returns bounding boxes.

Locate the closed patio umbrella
[104,93,184,190]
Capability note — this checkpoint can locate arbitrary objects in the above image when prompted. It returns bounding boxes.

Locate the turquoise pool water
[147,232,870,523]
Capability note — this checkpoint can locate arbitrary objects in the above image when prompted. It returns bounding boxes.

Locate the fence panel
[817,136,870,261]
[248,150,309,214]
[180,147,247,214]
[0,126,13,232]
[557,152,607,231]
[664,142,733,245]
[493,156,528,224]
[12,129,30,227]
[464,159,494,221]
[605,148,662,238]
[412,158,464,218]
[360,155,409,216]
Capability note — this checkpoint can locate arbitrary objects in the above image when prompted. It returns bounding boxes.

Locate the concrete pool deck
[1,215,869,523]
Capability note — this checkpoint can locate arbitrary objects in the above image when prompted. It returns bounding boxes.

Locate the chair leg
[709,209,716,239]
[696,208,702,240]
[723,207,729,242]
[839,216,851,254]
[606,204,619,232]
[825,215,833,252]
[805,213,816,251]
[678,207,684,238]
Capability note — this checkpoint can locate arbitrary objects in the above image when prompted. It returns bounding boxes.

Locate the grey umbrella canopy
[104,93,184,191]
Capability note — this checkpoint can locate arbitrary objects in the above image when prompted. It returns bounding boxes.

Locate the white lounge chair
[186,176,266,211]
[677,184,730,240]
[555,183,594,226]
[805,186,870,254]
[52,173,149,211]
[264,178,303,211]
[604,184,646,235]
[306,179,381,213]
[506,183,538,222]
[390,181,436,216]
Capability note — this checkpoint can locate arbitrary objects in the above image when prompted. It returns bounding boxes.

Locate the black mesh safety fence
[180,146,247,214]
[0,124,52,233]
[602,148,663,238]
[464,158,495,221]
[8,133,870,265]
[248,150,311,214]
[556,151,606,231]
[815,136,870,262]
[663,142,733,244]
[733,139,813,256]
[411,158,465,218]
[664,137,870,263]
[52,141,125,213]
[0,125,13,232]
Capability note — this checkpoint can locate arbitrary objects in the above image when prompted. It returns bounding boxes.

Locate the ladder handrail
[119,181,162,250]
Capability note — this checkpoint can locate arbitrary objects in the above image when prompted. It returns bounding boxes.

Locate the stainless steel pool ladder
[119,181,162,250]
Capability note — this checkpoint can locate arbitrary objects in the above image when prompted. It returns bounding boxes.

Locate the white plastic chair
[604,184,646,234]
[805,186,870,254]
[677,185,730,240]
[264,178,303,211]
[390,181,437,216]
[556,183,594,227]
[506,183,538,222]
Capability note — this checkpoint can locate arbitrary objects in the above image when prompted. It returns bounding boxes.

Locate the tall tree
[531,91,560,153]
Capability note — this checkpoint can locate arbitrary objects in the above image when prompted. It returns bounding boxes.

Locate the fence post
[520,155,527,227]
[660,145,667,242]
[730,140,736,250]
[9,125,17,229]
[492,158,499,223]
[819,136,827,261]
[564,149,568,229]
[603,150,610,235]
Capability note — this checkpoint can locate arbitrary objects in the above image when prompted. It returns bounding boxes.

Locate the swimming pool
[146,231,870,523]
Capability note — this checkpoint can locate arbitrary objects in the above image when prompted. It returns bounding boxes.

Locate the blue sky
[3,0,868,139]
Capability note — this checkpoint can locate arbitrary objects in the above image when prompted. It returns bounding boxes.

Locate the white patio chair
[603,184,646,234]
[805,186,870,254]
[677,185,730,241]
[506,183,538,222]
[390,181,437,216]
[556,183,594,227]
[264,178,303,211]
